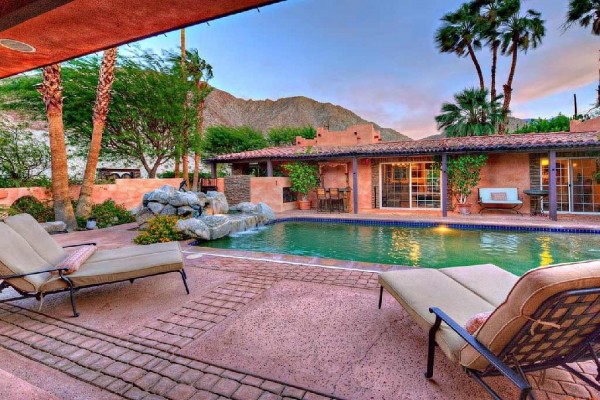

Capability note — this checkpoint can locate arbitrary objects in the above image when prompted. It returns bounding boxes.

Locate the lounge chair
[0,214,188,317]
[378,262,600,399]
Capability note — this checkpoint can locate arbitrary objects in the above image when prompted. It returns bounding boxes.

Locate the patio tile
[232,384,264,400]
[166,383,197,400]
[212,377,241,397]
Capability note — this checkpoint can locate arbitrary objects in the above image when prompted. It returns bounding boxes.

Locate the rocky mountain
[420,117,530,140]
[203,88,411,142]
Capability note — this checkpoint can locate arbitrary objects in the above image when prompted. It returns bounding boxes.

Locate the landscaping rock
[41,221,67,233]
[147,202,165,214]
[257,202,275,220]
[177,206,195,216]
[206,191,229,214]
[232,202,257,213]
[135,207,154,226]
[201,215,231,240]
[145,188,171,204]
[228,215,248,235]
[176,218,210,241]
[170,191,202,207]
[160,205,177,216]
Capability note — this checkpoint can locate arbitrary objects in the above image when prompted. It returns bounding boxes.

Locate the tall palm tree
[436,4,485,90]
[38,64,77,229]
[76,47,118,218]
[498,3,545,134]
[180,28,189,186]
[435,87,504,137]
[182,49,213,191]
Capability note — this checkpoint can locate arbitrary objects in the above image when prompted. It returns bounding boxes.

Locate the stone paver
[0,304,336,400]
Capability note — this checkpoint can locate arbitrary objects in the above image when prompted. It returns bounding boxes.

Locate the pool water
[201,221,600,275]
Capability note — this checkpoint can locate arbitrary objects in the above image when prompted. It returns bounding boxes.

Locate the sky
[141,0,599,139]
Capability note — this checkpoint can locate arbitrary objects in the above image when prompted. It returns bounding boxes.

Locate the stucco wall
[250,177,296,213]
[570,117,600,133]
[0,178,181,210]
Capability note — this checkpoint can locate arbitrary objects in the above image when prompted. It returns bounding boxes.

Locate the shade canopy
[0,0,283,79]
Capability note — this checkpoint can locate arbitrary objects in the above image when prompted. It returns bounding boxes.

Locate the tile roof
[206,131,600,163]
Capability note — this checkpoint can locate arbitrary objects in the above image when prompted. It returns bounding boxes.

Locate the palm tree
[435,87,504,137]
[180,28,189,186]
[38,64,77,229]
[76,47,118,218]
[498,3,545,134]
[436,4,485,90]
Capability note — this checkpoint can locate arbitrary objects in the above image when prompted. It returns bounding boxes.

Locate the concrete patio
[0,221,598,399]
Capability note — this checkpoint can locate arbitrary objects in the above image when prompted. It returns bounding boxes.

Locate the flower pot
[457,203,472,215]
[298,200,311,210]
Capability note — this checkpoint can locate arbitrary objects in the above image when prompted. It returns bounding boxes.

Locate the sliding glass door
[541,158,600,213]
[380,162,440,209]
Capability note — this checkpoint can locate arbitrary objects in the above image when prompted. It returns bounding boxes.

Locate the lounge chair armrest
[63,242,97,248]
[0,267,69,280]
[429,307,531,392]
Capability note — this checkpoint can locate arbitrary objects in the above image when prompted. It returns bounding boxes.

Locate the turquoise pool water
[201,221,600,275]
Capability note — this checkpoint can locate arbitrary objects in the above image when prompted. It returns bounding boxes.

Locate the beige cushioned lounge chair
[379,262,600,399]
[0,214,188,317]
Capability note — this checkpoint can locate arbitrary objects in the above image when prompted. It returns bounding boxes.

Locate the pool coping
[269,216,600,234]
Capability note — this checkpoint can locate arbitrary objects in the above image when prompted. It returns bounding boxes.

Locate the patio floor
[0,220,599,399]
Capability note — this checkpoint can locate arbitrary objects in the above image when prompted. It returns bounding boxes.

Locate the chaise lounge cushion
[0,223,53,292]
[4,214,68,266]
[461,260,600,371]
[380,264,519,363]
[40,241,184,293]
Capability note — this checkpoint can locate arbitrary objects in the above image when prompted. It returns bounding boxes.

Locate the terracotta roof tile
[206,131,600,163]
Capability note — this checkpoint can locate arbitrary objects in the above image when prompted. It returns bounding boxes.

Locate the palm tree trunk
[192,82,208,192]
[466,41,485,91]
[174,158,180,178]
[499,41,519,135]
[180,29,190,188]
[40,64,77,230]
[490,42,498,100]
[76,47,117,218]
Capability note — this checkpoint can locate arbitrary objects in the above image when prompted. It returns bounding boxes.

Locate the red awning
[0,0,283,79]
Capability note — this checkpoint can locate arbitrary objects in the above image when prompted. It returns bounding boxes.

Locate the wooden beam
[352,157,358,214]
[441,153,448,217]
[548,151,557,221]
[266,160,273,177]
[210,163,217,179]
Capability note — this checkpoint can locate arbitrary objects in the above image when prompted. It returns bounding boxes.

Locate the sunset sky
[143,0,599,139]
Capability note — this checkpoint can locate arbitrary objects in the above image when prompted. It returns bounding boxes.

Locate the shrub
[447,154,488,204]
[90,199,135,228]
[284,162,320,201]
[10,196,54,222]
[134,215,183,245]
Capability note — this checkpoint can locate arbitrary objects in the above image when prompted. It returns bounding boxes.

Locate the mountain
[420,117,530,140]
[203,88,411,142]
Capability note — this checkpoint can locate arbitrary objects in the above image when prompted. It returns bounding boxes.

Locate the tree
[0,122,50,186]
[76,47,117,218]
[435,88,504,137]
[511,114,571,133]
[201,126,267,156]
[436,3,485,90]
[267,126,317,146]
[498,1,545,134]
[447,154,488,205]
[38,64,77,229]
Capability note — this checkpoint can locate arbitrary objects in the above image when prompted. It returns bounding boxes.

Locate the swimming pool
[200,219,600,275]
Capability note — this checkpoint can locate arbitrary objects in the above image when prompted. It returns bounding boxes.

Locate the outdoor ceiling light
[0,39,36,53]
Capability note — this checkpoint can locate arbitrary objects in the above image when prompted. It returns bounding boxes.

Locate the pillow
[464,311,492,335]
[490,192,507,201]
[54,245,96,275]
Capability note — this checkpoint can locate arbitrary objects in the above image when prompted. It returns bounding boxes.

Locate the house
[206,124,600,220]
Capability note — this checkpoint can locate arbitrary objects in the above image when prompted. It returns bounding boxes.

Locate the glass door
[381,163,410,208]
[541,158,600,213]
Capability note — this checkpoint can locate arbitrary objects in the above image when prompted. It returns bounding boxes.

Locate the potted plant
[284,162,320,210]
[447,154,488,215]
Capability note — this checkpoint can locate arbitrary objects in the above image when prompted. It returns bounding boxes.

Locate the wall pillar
[441,153,448,217]
[266,160,273,177]
[352,157,359,214]
[548,150,558,221]
[210,163,217,179]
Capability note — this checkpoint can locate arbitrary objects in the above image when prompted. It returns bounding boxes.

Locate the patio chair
[378,262,600,399]
[316,187,330,213]
[328,188,343,213]
[0,213,189,317]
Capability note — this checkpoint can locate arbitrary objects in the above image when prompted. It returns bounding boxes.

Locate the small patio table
[523,189,549,217]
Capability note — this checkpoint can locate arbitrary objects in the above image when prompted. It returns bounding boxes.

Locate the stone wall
[224,175,251,206]
[0,178,181,210]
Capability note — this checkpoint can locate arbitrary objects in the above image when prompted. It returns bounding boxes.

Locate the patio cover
[0,0,284,79]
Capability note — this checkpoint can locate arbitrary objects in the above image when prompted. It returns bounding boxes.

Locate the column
[548,151,557,221]
[210,163,217,179]
[352,157,359,214]
[266,160,273,177]
[441,153,448,217]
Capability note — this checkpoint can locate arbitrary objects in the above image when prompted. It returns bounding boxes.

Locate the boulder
[256,202,275,220]
[228,216,248,235]
[177,206,195,216]
[177,218,210,240]
[159,185,177,196]
[136,207,154,226]
[206,191,229,214]
[239,214,259,229]
[147,202,165,215]
[232,202,257,213]
[195,192,208,207]
[41,221,67,233]
[160,205,177,216]
[201,215,232,240]
[145,189,171,204]
[170,191,201,207]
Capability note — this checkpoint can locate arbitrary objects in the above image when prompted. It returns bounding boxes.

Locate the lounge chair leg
[180,270,190,294]
[425,315,442,379]
[59,274,79,317]
[378,286,383,309]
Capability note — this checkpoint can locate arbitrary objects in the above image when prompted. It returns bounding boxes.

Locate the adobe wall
[570,117,600,133]
[296,124,382,146]
[250,177,296,213]
[0,178,181,210]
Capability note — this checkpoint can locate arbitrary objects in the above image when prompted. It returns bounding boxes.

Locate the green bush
[134,215,183,245]
[284,162,320,201]
[90,200,135,228]
[10,196,54,222]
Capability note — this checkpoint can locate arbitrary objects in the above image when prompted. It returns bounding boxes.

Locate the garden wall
[250,177,297,213]
[0,178,181,210]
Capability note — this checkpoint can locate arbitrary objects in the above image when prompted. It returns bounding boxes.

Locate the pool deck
[0,219,599,399]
